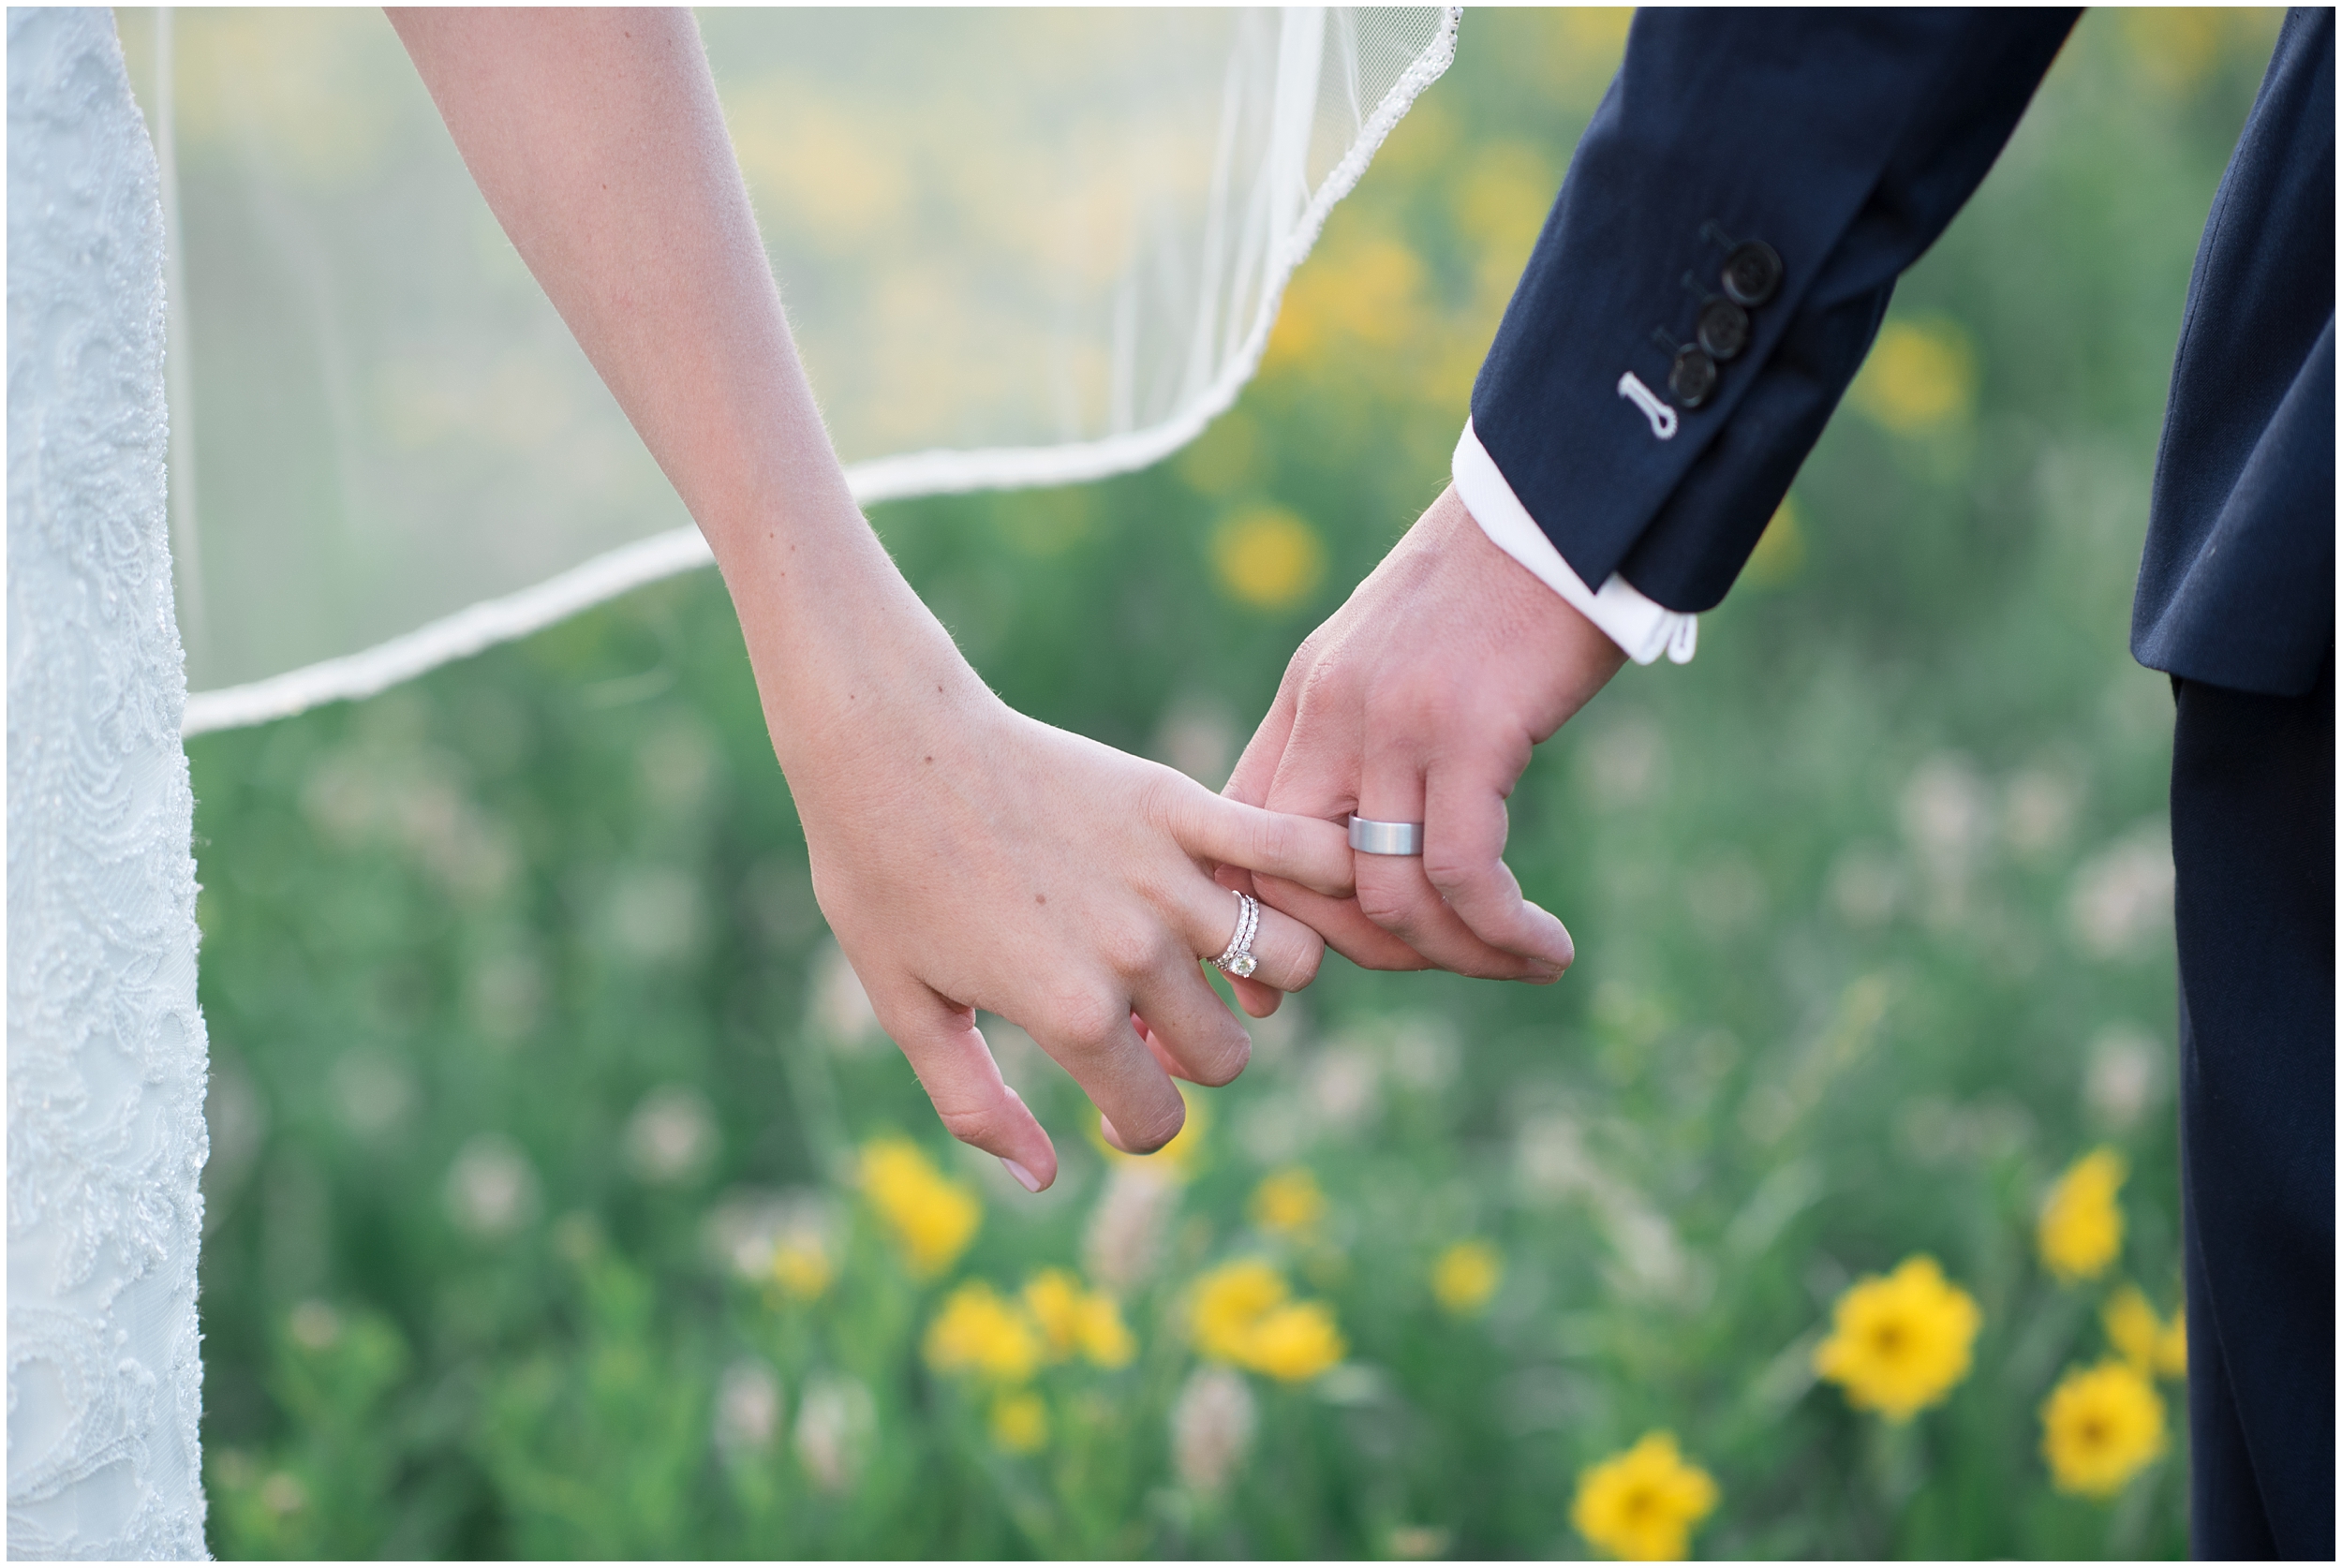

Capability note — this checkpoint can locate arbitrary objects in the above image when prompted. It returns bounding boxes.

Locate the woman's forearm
[386,7,987,777]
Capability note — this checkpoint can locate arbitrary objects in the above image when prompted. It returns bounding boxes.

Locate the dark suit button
[1695,297,1749,361]
[1720,241,1782,307]
[1668,347,1717,407]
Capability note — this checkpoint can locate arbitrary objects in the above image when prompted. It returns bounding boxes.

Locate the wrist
[1428,485,1626,735]
[713,496,1001,790]
[1449,421,1697,666]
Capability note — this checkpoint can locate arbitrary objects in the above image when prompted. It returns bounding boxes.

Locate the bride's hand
[788,677,1352,1192]
[387,9,1352,1191]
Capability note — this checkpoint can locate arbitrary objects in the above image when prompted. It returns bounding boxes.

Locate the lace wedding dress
[7,7,212,1559]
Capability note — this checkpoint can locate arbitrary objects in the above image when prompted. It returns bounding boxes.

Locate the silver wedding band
[1212,890,1261,979]
[1348,815,1425,856]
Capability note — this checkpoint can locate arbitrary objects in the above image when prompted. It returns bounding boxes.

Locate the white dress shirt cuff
[1451,419,1697,666]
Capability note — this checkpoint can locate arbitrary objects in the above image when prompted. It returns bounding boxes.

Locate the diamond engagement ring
[1212,890,1262,978]
[1348,815,1425,855]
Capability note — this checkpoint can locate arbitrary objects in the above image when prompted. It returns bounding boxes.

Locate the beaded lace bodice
[7,8,211,1558]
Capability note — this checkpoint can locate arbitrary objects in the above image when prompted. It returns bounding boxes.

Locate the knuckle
[1098,923,1170,982]
[1421,849,1480,897]
[1282,634,1326,687]
[935,1102,1009,1151]
[1047,992,1129,1054]
[1315,824,1356,888]
[1134,764,1184,834]
[1131,863,1187,917]
[1259,812,1312,871]
[1385,692,1448,752]
[1294,653,1354,719]
[1356,879,1427,934]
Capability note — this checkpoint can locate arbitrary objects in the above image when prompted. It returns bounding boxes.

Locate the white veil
[107,8,1460,734]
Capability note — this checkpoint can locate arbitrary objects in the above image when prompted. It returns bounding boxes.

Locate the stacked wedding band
[1348,815,1425,855]
[1213,890,1262,978]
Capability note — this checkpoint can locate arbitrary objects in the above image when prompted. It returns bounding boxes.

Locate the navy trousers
[2171,663,2334,1559]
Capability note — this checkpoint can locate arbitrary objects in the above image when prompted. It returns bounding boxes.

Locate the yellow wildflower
[859,1137,980,1279]
[1211,506,1326,612]
[923,1281,1042,1383]
[1813,1255,1982,1422]
[1451,141,1556,261]
[1430,1239,1505,1316]
[987,1390,1049,1455]
[1021,1268,1134,1369]
[2101,1284,2157,1371]
[2102,1284,2187,1379]
[771,1235,834,1301]
[1191,1260,1290,1364]
[2038,1148,2127,1284]
[1319,237,1428,349]
[1022,1267,1085,1354]
[1189,1259,1345,1381]
[1250,1167,1327,1239]
[1849,317,1978,435]
[1244,1302,1346,1383]
[2041,1360,2168,1498]
[1077,1294,1136,1369]
[1570,1431,1720,1561]
[1266,234,1427,368]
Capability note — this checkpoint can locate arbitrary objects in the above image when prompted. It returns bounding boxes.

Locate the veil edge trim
[181,7,1463,739]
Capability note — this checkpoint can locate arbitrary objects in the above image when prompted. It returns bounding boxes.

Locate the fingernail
[1001,1157,1044,1193]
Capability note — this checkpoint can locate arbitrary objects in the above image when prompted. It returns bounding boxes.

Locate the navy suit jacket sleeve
[1471,9,2079,613]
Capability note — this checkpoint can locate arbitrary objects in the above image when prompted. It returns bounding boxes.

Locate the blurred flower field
[184,10,2282,1560]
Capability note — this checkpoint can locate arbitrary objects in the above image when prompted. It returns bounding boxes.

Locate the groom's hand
[1222,484,1626,990]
